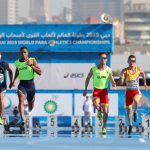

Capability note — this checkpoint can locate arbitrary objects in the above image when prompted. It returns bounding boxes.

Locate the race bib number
[0,73,4,83]
[127,79,138,90]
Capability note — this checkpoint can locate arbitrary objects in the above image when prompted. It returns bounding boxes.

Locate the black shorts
[0,86,6,95]
[17,79,35,102]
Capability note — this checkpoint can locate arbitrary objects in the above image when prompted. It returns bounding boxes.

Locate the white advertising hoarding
[7,63,95,90]
[48,63,95,90]
[3,94,18,116]
[75,93,118,116]
[3,93,72,116]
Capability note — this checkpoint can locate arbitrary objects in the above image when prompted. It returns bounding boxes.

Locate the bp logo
[44,100,57,114]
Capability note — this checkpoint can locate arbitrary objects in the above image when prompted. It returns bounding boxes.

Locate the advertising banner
[47,63,94,90]
[7,63,95,90]
[75,93,118,116]
[3,94,18,116]
[3,93,72,116]
[0,24,114,52]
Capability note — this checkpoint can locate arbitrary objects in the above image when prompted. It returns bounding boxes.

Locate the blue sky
[19,0,72,18]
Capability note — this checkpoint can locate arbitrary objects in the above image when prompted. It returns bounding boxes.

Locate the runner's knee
[127,107,132,113]
[28,102,34,110]
[134,95,140,102]
[102,105,108,114]
[19,99,25,105]
[93,101,99,108]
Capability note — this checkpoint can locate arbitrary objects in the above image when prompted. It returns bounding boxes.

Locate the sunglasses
[100,57,107,60]
[129,60,135,63]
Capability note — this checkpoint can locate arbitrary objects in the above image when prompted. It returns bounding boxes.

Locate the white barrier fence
[0,115,150,129]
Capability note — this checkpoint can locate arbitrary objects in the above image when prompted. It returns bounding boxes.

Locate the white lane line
[139,138,146,143]
[27,137,57,145]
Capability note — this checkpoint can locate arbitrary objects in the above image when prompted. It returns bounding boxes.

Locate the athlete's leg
[89,112,92,126]
[133,95,140,113]
[126,106,132,125]
[125,90,133,125]
[17,85,27,121]
[101,105,108,128]
[28,101,34,110]
[27,84,35,111]
[92,88,100,111]
[125,91,134,134]
[99,89,109,129]
[84,111,88,126]
[27,93,35,111]
[18,93,26,121]
[0,93,5,118]
[92,98,100,111]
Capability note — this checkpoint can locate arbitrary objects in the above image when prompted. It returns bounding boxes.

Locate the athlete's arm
[26,59,42,75]
[110,70,116,87]
[11,68,19,87]
[138,67,147,91]
[5,62,13,88]
[120,69,126,85]
[83,68,93,96]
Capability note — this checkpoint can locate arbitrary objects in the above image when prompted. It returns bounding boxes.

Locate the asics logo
[64,73,84,78]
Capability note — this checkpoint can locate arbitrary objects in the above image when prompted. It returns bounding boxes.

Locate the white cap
[86,94,90,97]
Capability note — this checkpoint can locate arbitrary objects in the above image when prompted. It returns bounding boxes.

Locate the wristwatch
[30,64,33,67]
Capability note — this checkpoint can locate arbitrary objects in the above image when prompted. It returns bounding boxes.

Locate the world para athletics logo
[44,100,57,114]
[4,96,12,109]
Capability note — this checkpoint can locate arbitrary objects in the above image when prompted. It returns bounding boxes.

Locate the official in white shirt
[83,94,93,126]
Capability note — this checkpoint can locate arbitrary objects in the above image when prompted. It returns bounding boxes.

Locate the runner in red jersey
[120,55,147,134]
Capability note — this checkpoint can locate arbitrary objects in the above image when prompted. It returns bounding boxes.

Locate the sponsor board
[3,94,18,116]
[74,93,118,116]
[29,93,72,116]
[3,93,72,116]
[48,63,95,90]
[7,63,95,90]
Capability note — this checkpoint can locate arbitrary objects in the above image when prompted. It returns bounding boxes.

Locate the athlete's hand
[10,81,16,88]
[112,82,116,87]
[9,83,13,89]
[144,84,148,91]
[9,82,15,89]
[25,59,32,66]
[83,90,87,96]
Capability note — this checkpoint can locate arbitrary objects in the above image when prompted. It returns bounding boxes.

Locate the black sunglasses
[100,57,107,60]
[129,60,135,63]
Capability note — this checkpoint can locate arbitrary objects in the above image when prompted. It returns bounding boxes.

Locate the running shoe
[102,127,107,134]
[97,108,102,119]
[128,124,133,135]
[102,134,106,138]
[133,112,137,122]
[20,120,25,128]
[0,118,3,125]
